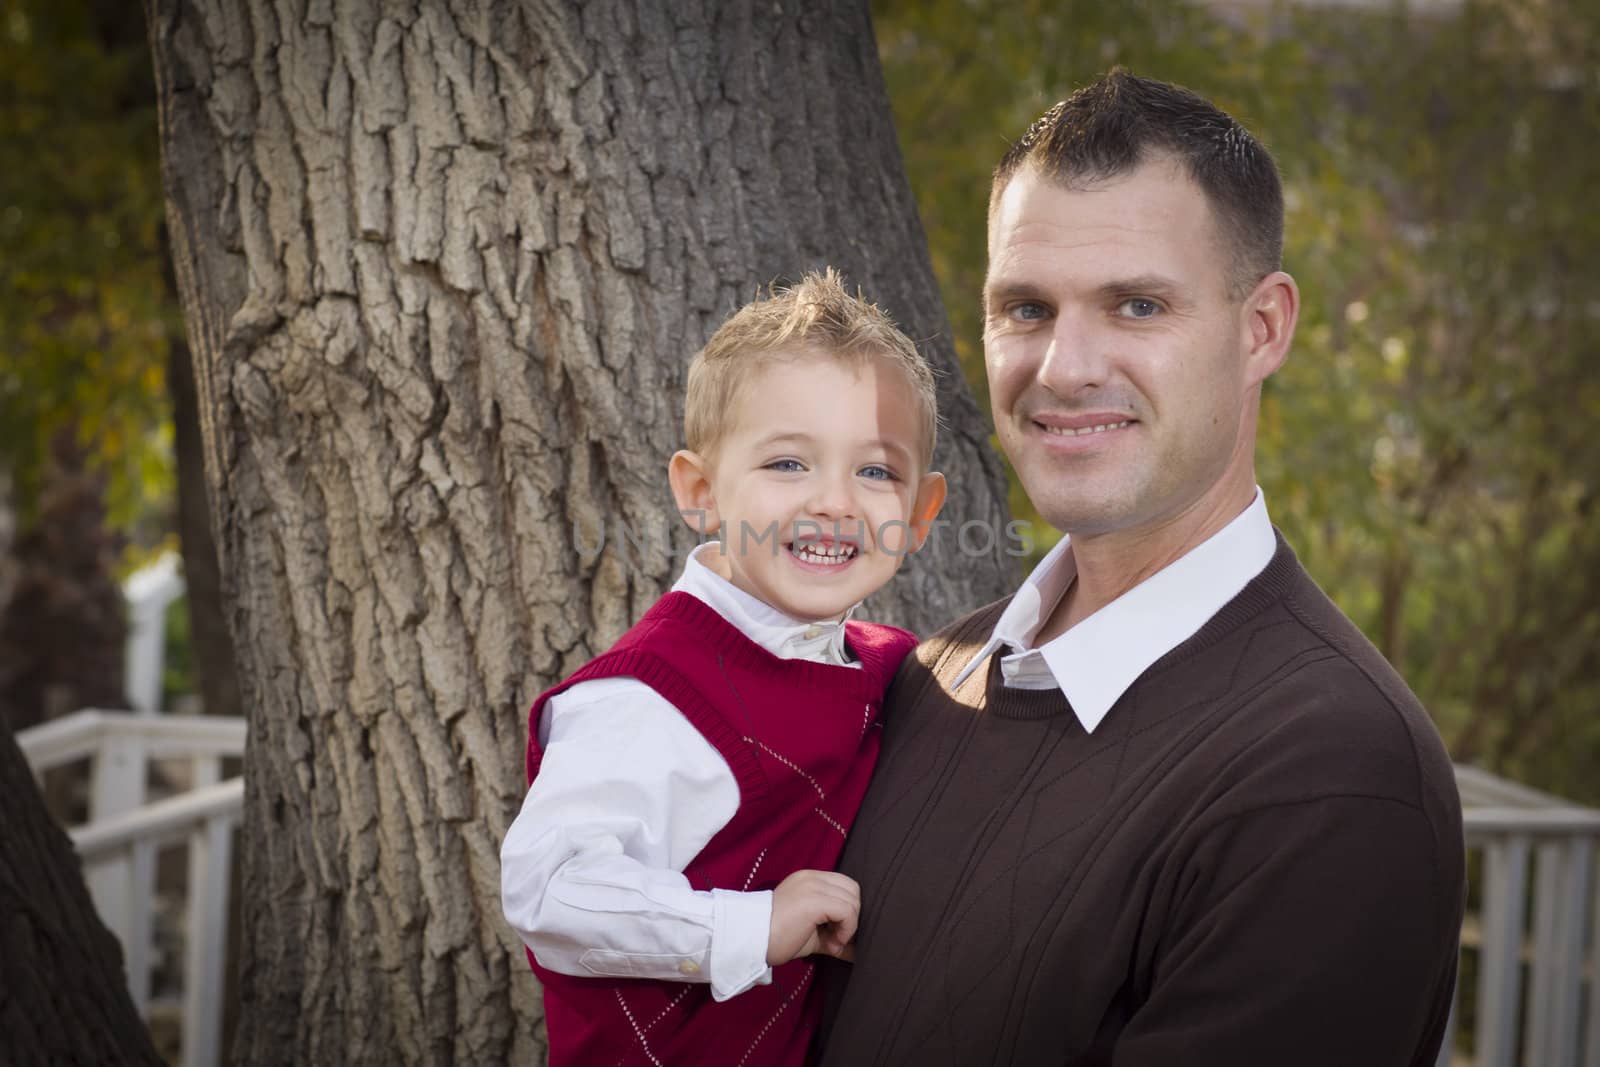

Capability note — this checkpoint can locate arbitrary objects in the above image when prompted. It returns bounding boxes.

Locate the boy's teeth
[1042,420,1131,436]
[793,543,857,565]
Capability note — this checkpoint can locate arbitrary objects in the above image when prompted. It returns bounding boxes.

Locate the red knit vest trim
[522,592,916,1067]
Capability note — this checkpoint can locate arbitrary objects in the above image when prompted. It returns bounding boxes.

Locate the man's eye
[765,459,805,473]
[1010,301,1050,322]
[1118,298,1161,319]
[858,465,897,482]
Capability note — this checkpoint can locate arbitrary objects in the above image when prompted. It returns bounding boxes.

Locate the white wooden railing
[15,703,1600,1067]
[1443,767,1600,1067]
[18,708,245,1067]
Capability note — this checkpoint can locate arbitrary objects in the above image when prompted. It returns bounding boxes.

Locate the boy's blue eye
[858,465,896,481]
[765,459,805,473]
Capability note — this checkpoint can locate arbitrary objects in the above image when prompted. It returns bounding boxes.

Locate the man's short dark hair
[992,68,1284,298]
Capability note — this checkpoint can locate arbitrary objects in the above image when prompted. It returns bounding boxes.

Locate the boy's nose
[806,470,859,519]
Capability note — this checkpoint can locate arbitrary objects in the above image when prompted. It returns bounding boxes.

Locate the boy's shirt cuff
[709,888,774,1001]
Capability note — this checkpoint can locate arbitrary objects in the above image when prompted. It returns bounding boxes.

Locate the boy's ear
[908,472,947,552]
[668,450,721,537]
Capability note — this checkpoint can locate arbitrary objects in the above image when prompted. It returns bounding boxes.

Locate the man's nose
[1037,315,1112,395]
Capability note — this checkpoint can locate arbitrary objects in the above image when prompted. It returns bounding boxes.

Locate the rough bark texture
[146,2,1014,1063]
[0,722,166,1066]
[0,480,163,1067]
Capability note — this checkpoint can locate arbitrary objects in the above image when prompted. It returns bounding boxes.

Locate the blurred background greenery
[2,0,1595,800]
[877,0,1600,803]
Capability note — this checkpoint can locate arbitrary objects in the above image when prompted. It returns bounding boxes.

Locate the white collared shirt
[500,544,859,1002]
[953,490,1276,732]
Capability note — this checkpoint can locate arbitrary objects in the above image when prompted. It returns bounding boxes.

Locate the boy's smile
[787,537,858,570]
[669,350,946,623]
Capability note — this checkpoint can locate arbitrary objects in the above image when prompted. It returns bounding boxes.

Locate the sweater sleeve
[499,677,774,1001]
[1115,794,1461,1067]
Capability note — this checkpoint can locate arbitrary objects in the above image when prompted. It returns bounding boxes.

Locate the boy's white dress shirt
[500,543,860,1003]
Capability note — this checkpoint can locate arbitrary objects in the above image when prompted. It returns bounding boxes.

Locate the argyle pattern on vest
[523,592,917,1067]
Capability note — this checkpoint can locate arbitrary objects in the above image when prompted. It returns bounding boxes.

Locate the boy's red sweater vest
[523,591,916,1067]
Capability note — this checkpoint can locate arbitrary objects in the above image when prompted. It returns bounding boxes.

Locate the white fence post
[87,725,147,994]
[1586,872,1600,1067]
[183,812,232,1067]
[122,552,184,715]
[1545,837,1592,1067]
[1476,834,1530,1066]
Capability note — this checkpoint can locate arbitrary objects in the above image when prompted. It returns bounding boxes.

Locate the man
[818,70,1465,1066]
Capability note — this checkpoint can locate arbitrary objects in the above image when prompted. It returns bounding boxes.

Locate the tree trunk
[146,1,1012,1062]
[0,722,167,1066]
[0,475,163,1066]
[170,309,245,719]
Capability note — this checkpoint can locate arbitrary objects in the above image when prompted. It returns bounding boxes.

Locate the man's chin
[1029,492,1144,540]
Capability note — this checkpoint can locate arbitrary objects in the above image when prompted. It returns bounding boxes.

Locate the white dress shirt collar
[673,542,858,667]
[953,489,1276,733]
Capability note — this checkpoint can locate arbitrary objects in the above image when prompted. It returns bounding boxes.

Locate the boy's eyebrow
[751,431,816,451]
[872,438,915,467]
[752,431,917,467]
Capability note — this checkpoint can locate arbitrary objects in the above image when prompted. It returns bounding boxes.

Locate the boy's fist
[766,869,861,966]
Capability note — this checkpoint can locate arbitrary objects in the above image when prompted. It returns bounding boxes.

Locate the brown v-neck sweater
[817,534,1464,1067]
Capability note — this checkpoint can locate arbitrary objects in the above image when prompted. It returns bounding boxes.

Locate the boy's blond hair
[684,269,939,468]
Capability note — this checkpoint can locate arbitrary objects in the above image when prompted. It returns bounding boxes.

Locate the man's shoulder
[1279,566,1428,719]
[1198,561,1459,823]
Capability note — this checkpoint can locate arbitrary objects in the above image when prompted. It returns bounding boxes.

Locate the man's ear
[668,450,721,537]
[907,472,948,552]
[1242,270,1300,387]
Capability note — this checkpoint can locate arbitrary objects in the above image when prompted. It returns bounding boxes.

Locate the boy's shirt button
[678,959,701,976]
[803,625,823,640]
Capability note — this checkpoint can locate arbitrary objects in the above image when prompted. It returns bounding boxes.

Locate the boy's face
[669,351,946,622]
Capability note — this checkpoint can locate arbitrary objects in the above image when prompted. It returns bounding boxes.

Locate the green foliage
[875,0,1600,803]
[0,1,175,546]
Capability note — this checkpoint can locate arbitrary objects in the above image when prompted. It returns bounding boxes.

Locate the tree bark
[146,1,1013,1062]
[0,722,166,1066]
[0,476,163,1067]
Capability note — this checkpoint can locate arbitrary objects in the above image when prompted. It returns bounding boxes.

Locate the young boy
[500,269,947,1066]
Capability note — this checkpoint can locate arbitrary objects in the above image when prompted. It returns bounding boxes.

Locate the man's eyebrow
[1094,274,1190,303]
[983,274,1193,307]
[982,278,1050,308]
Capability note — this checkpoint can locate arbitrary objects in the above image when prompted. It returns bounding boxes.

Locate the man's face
[983,159,1264,539]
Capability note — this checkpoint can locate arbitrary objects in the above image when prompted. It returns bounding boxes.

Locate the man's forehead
[992,159,1202,231]
[985,161,1224,287]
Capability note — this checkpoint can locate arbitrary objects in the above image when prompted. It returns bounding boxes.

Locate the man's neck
[1039,478,1258,643]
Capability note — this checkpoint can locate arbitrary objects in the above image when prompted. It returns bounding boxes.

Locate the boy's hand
[766,869,860,966]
